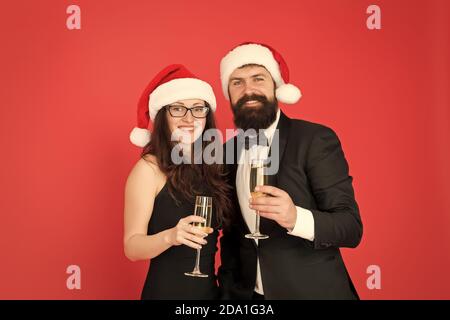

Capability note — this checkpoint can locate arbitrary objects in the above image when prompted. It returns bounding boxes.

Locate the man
[218,42,363,300]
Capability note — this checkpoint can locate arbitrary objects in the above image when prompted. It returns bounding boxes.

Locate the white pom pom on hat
[220,42,302,104]
[129,64,217,147]
[275,83,301,104]
[129,127,151,148]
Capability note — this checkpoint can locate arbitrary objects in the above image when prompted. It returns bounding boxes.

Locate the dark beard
[231,94,278,131]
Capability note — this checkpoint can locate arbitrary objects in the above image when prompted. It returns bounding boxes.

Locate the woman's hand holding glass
[166,215,211,249]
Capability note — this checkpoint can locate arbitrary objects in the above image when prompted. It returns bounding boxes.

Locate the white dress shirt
[235,109,315,295]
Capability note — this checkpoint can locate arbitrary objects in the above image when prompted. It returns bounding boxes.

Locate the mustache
[235,94,269,109]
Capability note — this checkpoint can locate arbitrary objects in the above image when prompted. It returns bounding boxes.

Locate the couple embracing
[123,42,363,300]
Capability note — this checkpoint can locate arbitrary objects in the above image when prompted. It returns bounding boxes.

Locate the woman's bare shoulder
[142,154,158,167]
[126,155,166,195]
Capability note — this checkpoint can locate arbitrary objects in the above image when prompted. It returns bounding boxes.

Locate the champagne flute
[185,195,212,277]
[245,158,269,239]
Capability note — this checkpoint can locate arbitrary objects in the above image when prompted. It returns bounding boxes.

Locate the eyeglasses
[166,105,210,118]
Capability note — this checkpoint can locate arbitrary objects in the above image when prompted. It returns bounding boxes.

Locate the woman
[124,64,230,300]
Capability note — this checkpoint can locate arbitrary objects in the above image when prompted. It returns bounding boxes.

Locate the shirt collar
[263,108,281,143]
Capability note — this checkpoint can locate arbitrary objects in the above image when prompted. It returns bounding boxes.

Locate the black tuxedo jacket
[218,111,363,300]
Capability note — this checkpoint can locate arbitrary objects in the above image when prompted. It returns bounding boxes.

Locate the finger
[204,227,214,234]
[183,215,207,224]
[257,211,280,221]
[250,196,281,206]
[255,185,286,198]
[188,225,209,237]
[182,231,208,245]
[250,204,280,214]
[179,238,203,249]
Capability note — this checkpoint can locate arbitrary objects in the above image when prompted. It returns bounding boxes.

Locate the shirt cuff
[287,206,315,241]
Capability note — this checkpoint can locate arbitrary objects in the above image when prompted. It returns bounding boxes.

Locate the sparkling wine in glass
[185,195,212,277]
[245,159,269,239]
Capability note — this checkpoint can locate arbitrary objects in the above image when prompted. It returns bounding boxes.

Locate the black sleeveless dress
[140,182,220,300]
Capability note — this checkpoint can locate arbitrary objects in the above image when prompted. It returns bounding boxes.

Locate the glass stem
[255,210,260,234]
[194,248,201,272]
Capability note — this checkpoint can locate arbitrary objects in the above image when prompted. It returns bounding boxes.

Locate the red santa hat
[130,64,217,147]
[220,42,302,104]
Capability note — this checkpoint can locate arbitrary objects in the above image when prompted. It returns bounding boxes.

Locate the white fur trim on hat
[220,44,283,100]
[149,78,217,120]
[220,43,302,104]
[130,127,151,147]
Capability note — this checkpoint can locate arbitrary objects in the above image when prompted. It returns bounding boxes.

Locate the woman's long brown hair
[141,105,231,228]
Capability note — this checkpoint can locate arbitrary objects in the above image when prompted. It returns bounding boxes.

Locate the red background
[0,0,449,299]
